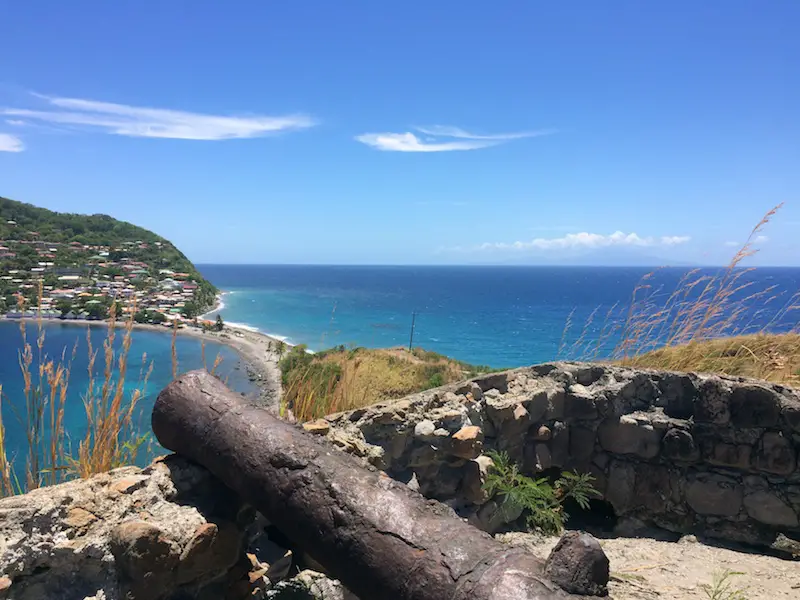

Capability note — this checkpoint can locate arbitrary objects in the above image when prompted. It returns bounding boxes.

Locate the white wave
[224,321,262,333]
[264,331,291,343]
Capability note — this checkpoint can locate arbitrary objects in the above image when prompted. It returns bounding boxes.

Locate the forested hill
[1,196,171,246]
[0,196,217,316]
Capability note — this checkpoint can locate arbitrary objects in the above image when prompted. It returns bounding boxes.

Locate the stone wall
[315,362,800,551]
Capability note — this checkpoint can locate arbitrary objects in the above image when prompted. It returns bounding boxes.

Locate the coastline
[1,314,285,408]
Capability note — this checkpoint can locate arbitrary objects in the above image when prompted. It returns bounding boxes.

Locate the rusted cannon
[153,370,605,599]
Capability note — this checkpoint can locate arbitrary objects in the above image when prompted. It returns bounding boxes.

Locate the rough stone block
[694,378,731,424]
[544,388,566,420]
[782,403,800,433]
[568,425,596,461]
[707,443,751,470]
[657,373,697,419]
[661,428,699,462]
[565,384,598,419]
[754,432,797,475]
[744,490,799,527]
[730,385,781,428]
[605,461,636,514]
[448,425,484,459]
[598,416,662,459]
[110,520,181,598]
[620,374,659,411]
[575,365,606,386]
[685,474,742,516]
[633,465,676,514]
[475,372,509,394]
[460,455,493,505]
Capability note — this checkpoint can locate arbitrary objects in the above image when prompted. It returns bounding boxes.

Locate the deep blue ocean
[1,265,798,478]
[199,265,800,367]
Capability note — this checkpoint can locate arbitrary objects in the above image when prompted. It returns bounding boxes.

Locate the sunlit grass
[624,333,800,386]
[561,204,798,383]
[280,346,492,422]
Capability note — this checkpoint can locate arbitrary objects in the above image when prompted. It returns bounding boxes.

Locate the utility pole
[408,311,417,352]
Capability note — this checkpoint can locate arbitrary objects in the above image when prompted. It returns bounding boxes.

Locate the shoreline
[1,315,286,408]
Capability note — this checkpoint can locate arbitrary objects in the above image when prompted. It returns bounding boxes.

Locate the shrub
[701,570,748,600]
[483,451,598,535]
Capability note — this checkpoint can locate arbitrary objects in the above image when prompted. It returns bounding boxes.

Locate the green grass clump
[483,451,598,535]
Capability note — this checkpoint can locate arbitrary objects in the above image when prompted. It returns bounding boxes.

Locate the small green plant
[700,570,748,600]
[482,451,598,535]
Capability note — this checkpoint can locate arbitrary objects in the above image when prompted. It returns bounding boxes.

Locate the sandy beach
[2,314,286,408]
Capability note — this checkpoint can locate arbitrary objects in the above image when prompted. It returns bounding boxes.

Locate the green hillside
[0,196,217,315]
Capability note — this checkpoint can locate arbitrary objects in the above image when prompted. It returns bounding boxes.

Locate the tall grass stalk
[562,204,799,383]
[74,307,153,478]
[0,295,162,497]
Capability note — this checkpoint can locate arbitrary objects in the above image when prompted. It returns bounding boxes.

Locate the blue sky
[1,1,798,266]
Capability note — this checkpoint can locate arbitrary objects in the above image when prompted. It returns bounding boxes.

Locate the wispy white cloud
[356,125,553,152]
[0,133,24,152]
[754,235,769,244]
[356,132,496,152]
[724,241,740,247]
[414,125,554,141]
[5,119,25,126]
[457,231,691,252]
[0,93,315,141]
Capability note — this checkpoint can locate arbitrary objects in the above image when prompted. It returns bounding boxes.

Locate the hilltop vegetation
[279,345,495,421]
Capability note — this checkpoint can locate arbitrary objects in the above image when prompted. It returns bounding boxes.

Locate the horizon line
[193,262,800,269]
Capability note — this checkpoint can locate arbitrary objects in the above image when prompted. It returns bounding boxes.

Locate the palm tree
[275,340,287,359]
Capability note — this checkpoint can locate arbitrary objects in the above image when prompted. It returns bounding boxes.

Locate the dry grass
[73,307,154,478]
[563,204,799,384]
[0,293,156,497]
[280,346,492,421]
[624,333,800,386]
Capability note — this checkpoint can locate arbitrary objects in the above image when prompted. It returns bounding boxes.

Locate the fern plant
[483,451,598,535]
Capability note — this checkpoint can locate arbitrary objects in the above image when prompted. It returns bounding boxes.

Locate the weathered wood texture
[152,370,577,600]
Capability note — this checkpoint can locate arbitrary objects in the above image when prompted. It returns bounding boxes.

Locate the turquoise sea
[1,265,798,478]
[199,265,800,367]
[0,320,255,473]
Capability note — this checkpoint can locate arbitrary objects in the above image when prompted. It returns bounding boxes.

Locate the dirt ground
[497,532,800,599]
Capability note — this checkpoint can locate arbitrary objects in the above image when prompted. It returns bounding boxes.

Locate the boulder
[545,531,609,596]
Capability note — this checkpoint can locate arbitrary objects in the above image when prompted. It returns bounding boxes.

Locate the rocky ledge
[311,362,800,552]
[0,455,353,600]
